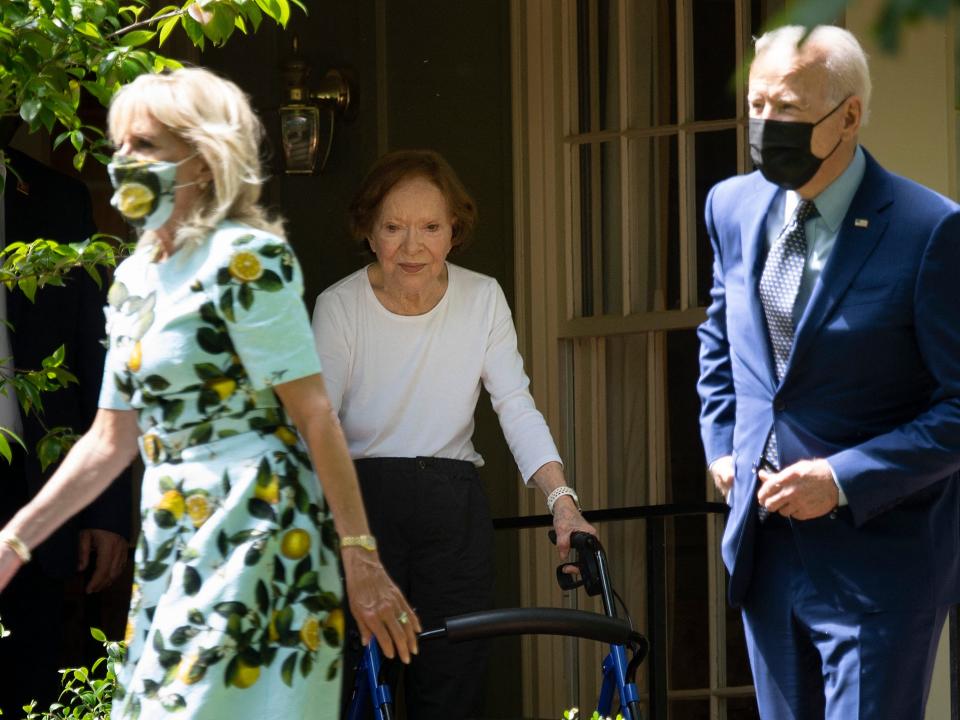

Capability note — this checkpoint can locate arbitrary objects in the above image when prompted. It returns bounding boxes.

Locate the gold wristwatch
[339,534,377,552]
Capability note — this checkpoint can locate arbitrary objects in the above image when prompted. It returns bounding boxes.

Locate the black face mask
[748,97,849,190]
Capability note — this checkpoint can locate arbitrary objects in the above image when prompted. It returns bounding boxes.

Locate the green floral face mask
[108,153,195,231]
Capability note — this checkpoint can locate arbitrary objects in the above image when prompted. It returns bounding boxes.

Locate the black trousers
[342,457,495,720]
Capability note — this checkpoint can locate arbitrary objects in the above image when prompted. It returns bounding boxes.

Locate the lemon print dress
[98,222,342,719]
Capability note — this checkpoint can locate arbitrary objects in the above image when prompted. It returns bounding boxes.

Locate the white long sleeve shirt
[311,262,561,483]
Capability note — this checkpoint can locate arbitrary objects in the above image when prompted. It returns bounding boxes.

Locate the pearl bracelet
[0,531,31,564]
[546,486,581,515]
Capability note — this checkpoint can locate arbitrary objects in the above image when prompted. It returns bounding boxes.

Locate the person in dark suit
[697,25,960,719]
[0,131,132,711]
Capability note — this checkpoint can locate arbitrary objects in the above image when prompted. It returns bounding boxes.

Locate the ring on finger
[397,611,409,625]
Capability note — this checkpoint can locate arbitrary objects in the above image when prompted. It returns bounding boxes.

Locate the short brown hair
[348,149,478,252]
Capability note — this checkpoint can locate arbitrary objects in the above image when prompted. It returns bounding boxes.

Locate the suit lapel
[741,179,779,388]
[789,154,893,373]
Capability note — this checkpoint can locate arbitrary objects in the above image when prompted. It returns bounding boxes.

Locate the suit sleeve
[829,210,960,525]
[697,185,737,465]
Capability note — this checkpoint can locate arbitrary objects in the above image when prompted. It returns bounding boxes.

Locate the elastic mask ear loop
[170,153,206,191]
[812,95,851,161]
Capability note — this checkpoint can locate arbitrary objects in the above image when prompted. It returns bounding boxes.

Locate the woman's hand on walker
[552,499,598,573]
[342,548,420,663]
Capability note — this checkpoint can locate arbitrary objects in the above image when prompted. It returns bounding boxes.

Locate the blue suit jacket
[698,149,960,612]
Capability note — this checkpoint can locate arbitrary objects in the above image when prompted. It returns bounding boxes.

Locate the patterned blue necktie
[757,199,817,516]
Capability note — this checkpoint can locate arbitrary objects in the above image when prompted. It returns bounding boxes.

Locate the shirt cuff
[827,460,848,506]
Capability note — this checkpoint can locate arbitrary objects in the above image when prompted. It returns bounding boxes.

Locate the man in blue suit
[698,25,960,718]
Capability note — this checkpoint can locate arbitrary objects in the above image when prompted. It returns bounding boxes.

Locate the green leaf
[223,655,239,687]
[162,399,185,424]
[144,375,171,390]
[160,693,186,711]
[247,498,276,522]
[300,651,314,677]
[72,149,87,172]
[194,363,224,380]
[17,276,37,302]
[256,580,270,615]
[258,244,286,257]
[153,509,177,529]
[183,566,201,596]
[158,16,179,46]
[197,327,228,354]
[90,627,108,642]
[188,422,213,445]
[253,269,283,292]
[170,625,199,645]
[280,652,297,686]
[214,601,248,617]
[74,21,102,39]
[226,612,243,639]
[181,13,206,48]
[205,4,238,45]
[322,625,340,647]
[244,542,263,566]
[218,288,235,322]
[238,282,254,310]
[0,432,12,464]
[120,30,157,48]
[191,297,216,319]
[256,457,272,484]
[20,99,41,124]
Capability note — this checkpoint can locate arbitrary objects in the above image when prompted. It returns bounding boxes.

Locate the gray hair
[107,67,283,252]
[754,25,871,124]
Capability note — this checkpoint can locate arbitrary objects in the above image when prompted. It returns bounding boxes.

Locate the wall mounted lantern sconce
[279,36,354,175]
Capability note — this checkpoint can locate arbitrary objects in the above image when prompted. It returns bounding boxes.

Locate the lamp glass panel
[280,105,320,174]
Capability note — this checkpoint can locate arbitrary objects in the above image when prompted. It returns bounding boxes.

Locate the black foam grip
[442,607,644,646]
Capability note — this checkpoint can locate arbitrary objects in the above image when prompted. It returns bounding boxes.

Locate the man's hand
[757,459,839,520]
[709,455,735,499]
[78,529,128,593]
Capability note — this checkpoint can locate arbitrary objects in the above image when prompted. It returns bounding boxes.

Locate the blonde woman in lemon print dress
[0,67,419,720]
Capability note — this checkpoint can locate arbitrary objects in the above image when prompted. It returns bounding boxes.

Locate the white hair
[754,25,871,124]
[108,67,283,252]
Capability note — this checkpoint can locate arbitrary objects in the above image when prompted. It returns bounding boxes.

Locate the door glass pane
[668,516,710,691]
[605,334,650,505]
[669,699,710,719]
[573,141,623,317]
[627,0,676,127]
[728,696,762,719]
[667,330,706,503]
[692,0,738,121]
[628,135,678,313]
[575,0,621,133]
[694,129,739,307]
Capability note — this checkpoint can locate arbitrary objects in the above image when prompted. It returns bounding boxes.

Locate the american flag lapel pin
[854,218,869,228]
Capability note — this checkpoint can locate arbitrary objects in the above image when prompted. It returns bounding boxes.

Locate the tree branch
[106,8,185,40]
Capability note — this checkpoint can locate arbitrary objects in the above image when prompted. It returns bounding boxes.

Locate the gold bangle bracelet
[339,534,377,552]
[0,531,31,564]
